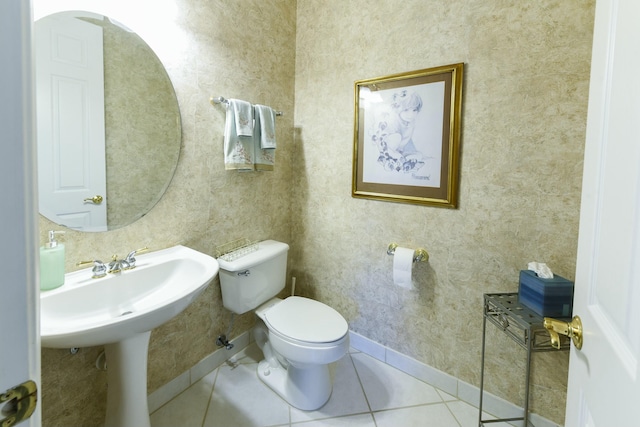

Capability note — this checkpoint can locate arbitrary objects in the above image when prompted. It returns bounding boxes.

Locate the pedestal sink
[40,245,219,427]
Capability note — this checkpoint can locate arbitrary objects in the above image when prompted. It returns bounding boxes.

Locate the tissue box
[518,270,574,317]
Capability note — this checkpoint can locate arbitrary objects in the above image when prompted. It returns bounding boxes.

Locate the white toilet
[217,240,349,410]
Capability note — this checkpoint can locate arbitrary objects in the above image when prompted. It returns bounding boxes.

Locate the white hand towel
[255,104,276,149]
[230,99,254,137]
[253,105,275,171]
[224,104,254,171]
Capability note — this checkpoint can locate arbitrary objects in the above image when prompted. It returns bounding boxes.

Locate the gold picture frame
[352,63,464,208]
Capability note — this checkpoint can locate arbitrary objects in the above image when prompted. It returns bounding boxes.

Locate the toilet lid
[264,296,348,343]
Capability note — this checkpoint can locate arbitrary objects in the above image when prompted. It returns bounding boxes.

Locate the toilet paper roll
[393,246,414,290]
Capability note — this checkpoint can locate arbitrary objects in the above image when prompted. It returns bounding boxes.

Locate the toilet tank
[217,240,289,314]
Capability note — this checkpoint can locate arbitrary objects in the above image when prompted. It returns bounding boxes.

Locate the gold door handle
[543,315,583,350]
[83,195,104,204]
[1,380,38,426]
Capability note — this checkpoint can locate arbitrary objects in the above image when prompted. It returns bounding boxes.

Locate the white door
[565,0,640,425]
[35,12,107,231]
[0,1,41,426]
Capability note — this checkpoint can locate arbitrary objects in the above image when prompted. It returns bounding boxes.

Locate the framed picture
[352,63,464,208]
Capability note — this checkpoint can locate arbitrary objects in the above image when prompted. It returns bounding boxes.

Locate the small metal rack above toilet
[215,238,259,261]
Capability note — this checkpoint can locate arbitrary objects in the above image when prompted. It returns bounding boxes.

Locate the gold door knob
[83,195,104,204]
[543,315,583,350]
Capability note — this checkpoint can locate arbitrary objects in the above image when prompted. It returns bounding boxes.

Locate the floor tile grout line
[200,366,221,427]
[443,400,464,427]
[372,400,463,415]
[288,411,375,426]
[346,352,379,426]
[350,350,477,427]
[352,350,453,403]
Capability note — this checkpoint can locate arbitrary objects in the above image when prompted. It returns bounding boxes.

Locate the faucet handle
[77,260,108,279]
[107,254,128,273]
[108,254,120,270]
[124,247,149,269]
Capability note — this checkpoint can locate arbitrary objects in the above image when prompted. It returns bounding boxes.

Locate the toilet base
[257,359,332,410]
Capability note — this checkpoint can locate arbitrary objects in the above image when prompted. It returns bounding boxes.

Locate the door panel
[566,0,640,425]
[0,1,41,426]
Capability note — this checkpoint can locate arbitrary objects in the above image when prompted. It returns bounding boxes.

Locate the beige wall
[37,0,595,426]
[292,0,594,424]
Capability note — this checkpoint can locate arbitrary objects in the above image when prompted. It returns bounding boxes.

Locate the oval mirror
[35,11,181,232]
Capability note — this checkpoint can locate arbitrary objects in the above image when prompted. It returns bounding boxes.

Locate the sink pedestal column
[104,331,152,427]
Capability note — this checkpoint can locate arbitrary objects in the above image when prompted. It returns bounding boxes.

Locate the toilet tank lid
[217,240,289,272]
[265,296,349,343]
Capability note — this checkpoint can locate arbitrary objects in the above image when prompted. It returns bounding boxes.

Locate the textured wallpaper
[36,0,594,425]
[292,0,594,424]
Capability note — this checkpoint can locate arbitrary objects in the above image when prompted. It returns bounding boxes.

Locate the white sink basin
[41,245,219,348]
[40,245,219,427]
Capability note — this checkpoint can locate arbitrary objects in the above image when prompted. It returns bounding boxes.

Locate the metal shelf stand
[478,293,569,426]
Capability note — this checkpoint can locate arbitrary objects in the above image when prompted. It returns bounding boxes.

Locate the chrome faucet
[76,260,108,279]
[123,247,149,269]
[108,255,130,274]
[78,247,149,277]
[108,247,149,273]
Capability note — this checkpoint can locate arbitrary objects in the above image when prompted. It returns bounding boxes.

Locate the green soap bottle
[40,230,65,291]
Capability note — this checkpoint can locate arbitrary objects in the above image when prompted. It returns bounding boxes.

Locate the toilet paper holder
[387,243,429,263]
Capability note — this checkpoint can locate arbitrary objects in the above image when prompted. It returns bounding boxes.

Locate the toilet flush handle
[237,270,251,277]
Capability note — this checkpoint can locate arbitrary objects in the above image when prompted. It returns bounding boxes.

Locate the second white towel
[254,105,276,171]
[255,104,276,149]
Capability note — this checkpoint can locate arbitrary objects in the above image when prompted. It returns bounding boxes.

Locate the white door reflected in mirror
[34,10,181,232]
[36,12,108,231]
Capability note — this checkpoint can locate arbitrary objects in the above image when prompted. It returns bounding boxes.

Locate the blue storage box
[518,270,574,317]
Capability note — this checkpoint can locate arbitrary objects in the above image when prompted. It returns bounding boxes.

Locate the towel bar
[210,96,283,116]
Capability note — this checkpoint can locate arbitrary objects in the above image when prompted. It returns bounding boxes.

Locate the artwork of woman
[370,89,426,173]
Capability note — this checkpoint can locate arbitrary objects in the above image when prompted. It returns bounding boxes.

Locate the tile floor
[150,344,511,427]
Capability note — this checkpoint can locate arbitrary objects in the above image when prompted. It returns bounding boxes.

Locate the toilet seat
[264,296,348,344]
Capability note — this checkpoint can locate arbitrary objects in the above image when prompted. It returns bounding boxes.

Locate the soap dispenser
[40,230,65,291]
